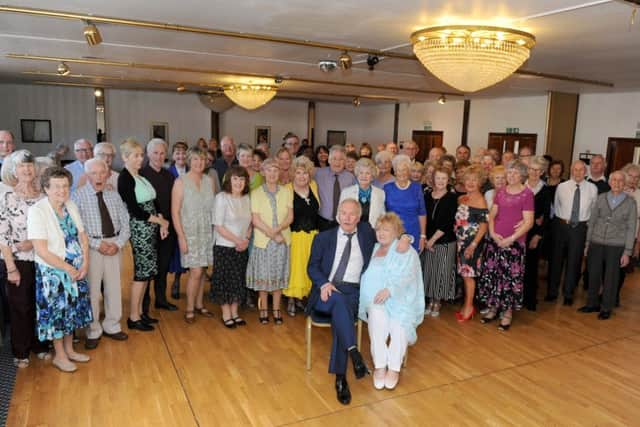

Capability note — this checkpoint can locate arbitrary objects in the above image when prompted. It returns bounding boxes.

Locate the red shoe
[456,307,475,323]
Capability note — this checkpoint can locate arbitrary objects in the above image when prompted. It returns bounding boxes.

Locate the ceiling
[0,0,639,105]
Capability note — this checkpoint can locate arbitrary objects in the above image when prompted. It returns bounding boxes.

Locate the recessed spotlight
[57,62,70,76]
[94,88,103,97]
[438,94,446,104]
[274,75,284,84]
[84,23,103,46]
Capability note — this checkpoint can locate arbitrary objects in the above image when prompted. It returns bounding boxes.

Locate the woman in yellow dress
[284,156,319,316]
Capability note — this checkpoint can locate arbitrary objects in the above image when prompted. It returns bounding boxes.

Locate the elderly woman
[212,166,252,328]
[453,160,470,196]
[172,147,215,323]
[580,171,637,320]
[523,157,551,311]
[372,150,395,189]
[422,160,437,193]
[118,139,169,331]
[423,166,458,317]
[478,161,534,331]
[246,158,293,325]
[384,154,427,252]
[237,143,262,191]
[484,165,506,209]
[284,156,319,316]
[168,141,189,298]
[339,158,385,230]
[27,167,92,372]
[0,151,51,368]
[276,147,293,185]
[454,165,488,322]
[359,213,424,390]
[410,161,424,184]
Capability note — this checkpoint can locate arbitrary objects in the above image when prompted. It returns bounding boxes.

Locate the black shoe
[155,302,178,311]
[525,303,537,312]
[171,282,180,300]
[335,376,351,405]
[127,318,154,331]
[563,297,573,306]
[141,313,159,324]
[102,331,129,341]
[349,348,370,379]
[222,318,236,329]
[578,305,600,313]
[85,338,100,350]
[598,311,611,320]
[544,295,556,302]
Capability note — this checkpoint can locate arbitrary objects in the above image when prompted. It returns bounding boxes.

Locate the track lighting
[318,59,337,73]
[366,54,379,71]
[438,94,446,104]
[57,62,70,76]
[84,23,103,46]
[352,97,361,107]
[338,51,352,70]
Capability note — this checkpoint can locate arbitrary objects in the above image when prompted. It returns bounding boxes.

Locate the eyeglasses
[75,148,91,153]
[528,167,542,172]
[96,153,115,158]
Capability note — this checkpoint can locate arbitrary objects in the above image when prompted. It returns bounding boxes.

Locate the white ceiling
[0,0,639,104]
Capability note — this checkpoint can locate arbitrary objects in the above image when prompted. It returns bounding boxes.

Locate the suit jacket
[339,184,386,229]
[305,222,376,315]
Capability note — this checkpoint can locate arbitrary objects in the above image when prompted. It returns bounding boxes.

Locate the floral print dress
[454,203,488,278]
[35,209,92,341]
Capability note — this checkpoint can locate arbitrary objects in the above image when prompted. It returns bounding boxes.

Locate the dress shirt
[329,227,364,284]
[72,183,130,250]
[554,179,598,222]
[65,160,86,192]
[315,167,356,220]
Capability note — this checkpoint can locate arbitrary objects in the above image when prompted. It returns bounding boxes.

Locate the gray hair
[94,142,116,156]
[236,143,254,159]
[73,138,92,149]
[354,157,377,177]
[374,150,393,165]
[146,138,167,154]
[290,155,314,176]
[508,160,529,183]
[391,154,411,171]
[84,158,108,173]
[529,156,549,172]
[0,149,35,185]
[337,197,362,221]
[621,163,640,176]
[328,145,346,161]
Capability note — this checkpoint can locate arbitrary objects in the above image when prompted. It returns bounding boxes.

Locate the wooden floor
[8,249,640,426]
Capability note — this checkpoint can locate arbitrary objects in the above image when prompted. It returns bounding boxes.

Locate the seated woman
[359,213,425,391]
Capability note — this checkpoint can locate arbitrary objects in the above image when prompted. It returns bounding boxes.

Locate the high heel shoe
[273,309,283,325]
[498,313,512,331]
[480,310,498,324]
[456,307,475,323]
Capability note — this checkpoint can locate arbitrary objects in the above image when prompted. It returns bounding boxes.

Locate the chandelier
[223,85,277,110]
[411,25,536,93]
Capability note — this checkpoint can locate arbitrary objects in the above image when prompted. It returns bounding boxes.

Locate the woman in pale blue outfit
[359,212,424,391]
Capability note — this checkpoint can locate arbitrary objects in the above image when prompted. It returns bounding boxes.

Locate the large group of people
[0,128,638,406]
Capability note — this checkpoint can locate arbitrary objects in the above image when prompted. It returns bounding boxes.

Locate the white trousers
[367,305,407,372]
[87,241,123,339]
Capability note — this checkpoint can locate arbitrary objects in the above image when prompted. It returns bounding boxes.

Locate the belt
[557,218,586,226]
[335,281,359,287]
[91,232,119,239]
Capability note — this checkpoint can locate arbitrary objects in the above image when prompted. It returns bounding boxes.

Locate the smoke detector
[318,60,338,73]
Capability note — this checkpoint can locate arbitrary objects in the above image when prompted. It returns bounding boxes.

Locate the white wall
[106,90,210,149]
[315,102,395,147]
[575,91,640,159]
[0,83,96,157]
[467,95,549,156]
[398,100,465,153]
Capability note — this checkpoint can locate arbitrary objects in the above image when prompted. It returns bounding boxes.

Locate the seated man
[306,199,409,405]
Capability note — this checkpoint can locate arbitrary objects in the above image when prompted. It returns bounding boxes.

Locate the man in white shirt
[546,160,598,305]
[65,138,93,192]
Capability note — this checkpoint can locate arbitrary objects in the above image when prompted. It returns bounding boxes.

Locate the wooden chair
[305,311,362,371]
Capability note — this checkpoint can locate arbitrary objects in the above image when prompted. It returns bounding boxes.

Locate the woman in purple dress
[478,161,534,331]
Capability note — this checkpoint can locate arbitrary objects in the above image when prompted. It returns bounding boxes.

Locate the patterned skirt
[477,239,526,312]
[211,245,249,304]
[130,201,158,281]
[246,240,290,292]
[423,241,457,301]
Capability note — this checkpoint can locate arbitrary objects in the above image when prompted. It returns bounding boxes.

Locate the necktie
[97,191,116,237]
[332,174,341,220]
[569,184,581,226]
[332,232,355,284]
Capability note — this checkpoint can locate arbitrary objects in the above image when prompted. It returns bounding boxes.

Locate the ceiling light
[438,94,446,104]
[57,62,70,76]
[338,51,352,70]
[366,54,379,71]
[223,84,276,110]
[411,25,536,92]
[84,23,103,46]
[274,75,283,84]
[318,60,337,72]
[177,84,186,92]
[94,88,103,97]
[352,97,361,107]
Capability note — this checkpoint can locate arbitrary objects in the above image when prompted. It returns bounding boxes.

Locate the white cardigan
[339,184,386,228]
[27,197,85,268]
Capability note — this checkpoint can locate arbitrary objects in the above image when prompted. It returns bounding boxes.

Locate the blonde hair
[375,212,405,236]
[120,138,143,159]
[463,164,487,186]
[290,155,314,176]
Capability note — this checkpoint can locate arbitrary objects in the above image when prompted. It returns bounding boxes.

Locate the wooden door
[488,133,537,154]
[606,137,640,174]
[411,130,443,163]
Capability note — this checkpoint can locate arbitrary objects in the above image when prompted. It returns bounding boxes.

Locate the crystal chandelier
[223,85,277,110]
[411,25,536,93]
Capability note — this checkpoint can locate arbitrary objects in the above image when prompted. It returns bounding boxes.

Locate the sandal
[287,299,296,317]
[273,309,283,325]
[222,318,236,329]
[195,307,214,318]
[481,309,498,324]
[498,311,513,331]
[13,358,29,369]
[232,317,247,326]
[258,298,269,324]
[184,310,196,324]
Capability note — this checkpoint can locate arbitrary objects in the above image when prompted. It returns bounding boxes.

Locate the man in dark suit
[307,198,409,405]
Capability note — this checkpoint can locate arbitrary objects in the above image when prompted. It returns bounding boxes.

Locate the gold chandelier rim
[411,25,536,48]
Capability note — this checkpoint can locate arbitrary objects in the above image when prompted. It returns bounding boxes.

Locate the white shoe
[67,352,90,363]
[384,370,400,390]
[424,302,434,315]
[52,358,77,373]
[373,368,386,390]
[431,302,441,317]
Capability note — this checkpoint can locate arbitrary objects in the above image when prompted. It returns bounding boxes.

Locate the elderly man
[315,145,357,231]
[455,145,471,163]
[402,140,419,162]
[65,138,93,192]
[587,154,610,194]
[77,142,120,190]
[213,136,238,179]
[427,146,445,163]
[578,171,636,319]
[546,160,598,305]
[140,138,178,312]
[73,158,130,349]
[501,151,516,166]
[0,130,16,175]
[283,132,301,155]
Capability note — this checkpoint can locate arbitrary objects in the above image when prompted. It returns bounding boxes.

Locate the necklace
[296,188,311,205]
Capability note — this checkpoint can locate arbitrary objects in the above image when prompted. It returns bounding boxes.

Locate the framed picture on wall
[327,130,347,147]
[20,119,52,143]
[151,122,169,143]
[255,126,271,146]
